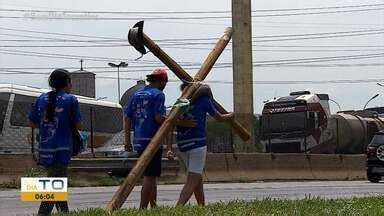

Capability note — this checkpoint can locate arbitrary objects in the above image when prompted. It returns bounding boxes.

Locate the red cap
[147,68,168,81]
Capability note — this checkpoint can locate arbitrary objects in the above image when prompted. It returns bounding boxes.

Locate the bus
[0,84,123,155]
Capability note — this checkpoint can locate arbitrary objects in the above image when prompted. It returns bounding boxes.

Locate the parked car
[366,130,384,183]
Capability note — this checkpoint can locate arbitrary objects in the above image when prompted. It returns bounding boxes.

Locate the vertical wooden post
[90,106,95,157]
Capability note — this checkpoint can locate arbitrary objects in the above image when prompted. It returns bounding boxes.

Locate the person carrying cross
[167,83,234,206]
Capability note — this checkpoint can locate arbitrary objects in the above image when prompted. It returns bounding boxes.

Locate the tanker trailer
[315,111,384,154]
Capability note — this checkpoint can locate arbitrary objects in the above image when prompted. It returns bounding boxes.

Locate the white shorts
[178,146,207,174]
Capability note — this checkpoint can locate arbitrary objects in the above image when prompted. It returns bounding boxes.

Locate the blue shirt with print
[29,91,81,166]
[176,96,217,152]
[125,85,166,151]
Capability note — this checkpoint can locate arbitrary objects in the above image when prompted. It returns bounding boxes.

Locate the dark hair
[146,75,167,83]
[46,69,71,122]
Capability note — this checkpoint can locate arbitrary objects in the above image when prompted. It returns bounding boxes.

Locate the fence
[0,92,253,156]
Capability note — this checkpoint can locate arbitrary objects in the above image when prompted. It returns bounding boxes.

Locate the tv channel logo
[21,177,68,202]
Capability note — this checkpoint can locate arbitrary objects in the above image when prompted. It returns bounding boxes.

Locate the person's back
[176,95,216,152]
[30,90,80,165]
[128,85,165,152]
[174,84,233,206]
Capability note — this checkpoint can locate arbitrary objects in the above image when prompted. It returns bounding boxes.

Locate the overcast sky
[0,0,383,113]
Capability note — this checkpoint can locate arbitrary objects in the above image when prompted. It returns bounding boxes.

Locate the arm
[74,122,82,130]
[124,117,132,152]
[29,121,38,129]
[72,96,82,130]
[206,96,234,122]
[212,112,234,122]
[28,101,40,129]
[165,129,175,160]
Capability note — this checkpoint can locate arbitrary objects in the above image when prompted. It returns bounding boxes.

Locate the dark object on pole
[128,21,146,55]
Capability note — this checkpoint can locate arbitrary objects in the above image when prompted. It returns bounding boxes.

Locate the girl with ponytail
[29,69,81,215]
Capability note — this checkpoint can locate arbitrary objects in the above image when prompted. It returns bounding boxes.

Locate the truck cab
[260,91,331,153]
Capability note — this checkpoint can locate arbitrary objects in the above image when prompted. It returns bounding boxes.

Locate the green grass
[0,167,45,189]
[68,174,123,187]
[55,196,384,216]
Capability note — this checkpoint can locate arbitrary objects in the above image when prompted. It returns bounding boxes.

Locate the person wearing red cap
[124,68,195,209]
[124,68,168,209]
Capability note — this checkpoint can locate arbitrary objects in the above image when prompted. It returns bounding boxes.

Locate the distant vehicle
[260,91,333,153]
[0,84,123,154]
[366,131,384,183]
[260,91,384,154]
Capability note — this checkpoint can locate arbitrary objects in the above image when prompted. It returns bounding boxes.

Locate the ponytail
[46,69,71,122]
[46,91,57,122]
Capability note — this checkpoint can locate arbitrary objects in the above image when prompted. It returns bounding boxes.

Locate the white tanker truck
[260,91,384,154]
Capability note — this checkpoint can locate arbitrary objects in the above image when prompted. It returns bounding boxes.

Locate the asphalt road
[1,181,383,216]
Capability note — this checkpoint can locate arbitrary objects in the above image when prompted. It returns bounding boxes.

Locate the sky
[0,0,383,114]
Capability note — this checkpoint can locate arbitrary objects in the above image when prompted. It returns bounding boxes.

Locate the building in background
[70,69,96,98]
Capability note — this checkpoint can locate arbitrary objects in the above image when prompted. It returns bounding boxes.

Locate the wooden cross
[106,21,251,213]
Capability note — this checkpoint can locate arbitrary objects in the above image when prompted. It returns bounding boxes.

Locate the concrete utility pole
[232,0,255,151]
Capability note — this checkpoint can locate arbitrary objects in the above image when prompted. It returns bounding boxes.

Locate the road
[1,181,383,215]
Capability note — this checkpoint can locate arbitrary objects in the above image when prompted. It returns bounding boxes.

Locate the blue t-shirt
[176,96,217,152]
[125,85,166,151]
[29,91,81,166]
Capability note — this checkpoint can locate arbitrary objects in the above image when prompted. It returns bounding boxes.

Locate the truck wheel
[367,173,381,183]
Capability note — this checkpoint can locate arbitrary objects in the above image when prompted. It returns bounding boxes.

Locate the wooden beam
[142,28,250,141]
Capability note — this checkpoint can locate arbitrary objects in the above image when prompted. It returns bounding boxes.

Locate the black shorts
[138,147,162,177]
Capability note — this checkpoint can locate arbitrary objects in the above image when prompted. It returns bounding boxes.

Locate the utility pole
[232,0,255,151]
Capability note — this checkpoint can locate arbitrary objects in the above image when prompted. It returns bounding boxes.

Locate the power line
[97,76,384,85]
[253,53,384,65]
[0,26,123,40]
[255,63,384,67]
[1,3,384,14]
[0,49,131,62]
[252,28,384,38]
[0,44,129,48]
[1,7,384,20]
[2,48,384,65]
[1,28,383,46]
[252,3,384,12]
[0,33,124,45]
[2,69,383,85]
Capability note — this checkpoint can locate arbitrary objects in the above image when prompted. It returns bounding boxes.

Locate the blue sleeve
[28,97,40,125]
[205,97,217,117]
[154,93,166,115]
[125,97,134,119]
[72,96,81,123]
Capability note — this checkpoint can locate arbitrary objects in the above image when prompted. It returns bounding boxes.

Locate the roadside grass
[55,196,384,216]
[0,167,45,189]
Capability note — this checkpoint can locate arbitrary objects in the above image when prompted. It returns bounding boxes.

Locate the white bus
[0,84,124,155]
